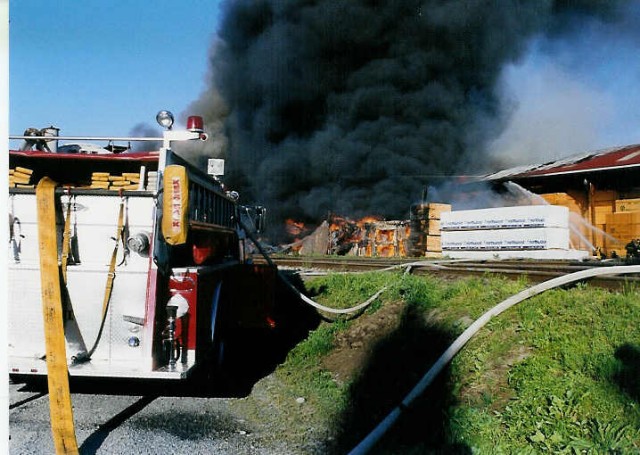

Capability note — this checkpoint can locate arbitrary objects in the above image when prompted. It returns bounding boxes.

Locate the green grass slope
[276,272,640,454]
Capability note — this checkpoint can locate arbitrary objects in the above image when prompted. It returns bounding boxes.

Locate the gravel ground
[9,374,330,455]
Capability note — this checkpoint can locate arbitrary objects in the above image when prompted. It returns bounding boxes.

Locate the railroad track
[253,255,640,290]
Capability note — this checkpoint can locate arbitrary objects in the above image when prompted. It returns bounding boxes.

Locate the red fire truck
[8,111,276,381]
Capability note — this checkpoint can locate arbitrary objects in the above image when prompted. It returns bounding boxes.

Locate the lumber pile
[364,221,410,257]
[90,172,141,190]
[408,203,451,257]
[615,198,640,213]
[9,167,34,188]
[541,192,592,250]
[605,206,640,257]
[440,205,589,260]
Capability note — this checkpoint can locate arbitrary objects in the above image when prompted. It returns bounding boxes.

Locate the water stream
[502,181,624,253]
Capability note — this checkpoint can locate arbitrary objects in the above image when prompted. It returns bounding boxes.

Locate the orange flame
[285,218,307,237]
[284,214,414,258]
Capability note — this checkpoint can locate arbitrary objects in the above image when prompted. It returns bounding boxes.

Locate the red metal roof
[9,149,160,162]
[485,144,640,181]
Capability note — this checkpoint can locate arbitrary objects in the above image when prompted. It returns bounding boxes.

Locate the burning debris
[285,219,310,239]
[283,204,450,258]
[282,215,372,256]
[328,215,381,256]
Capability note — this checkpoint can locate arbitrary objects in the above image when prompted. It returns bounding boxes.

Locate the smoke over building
[129,123,162,151]
[188,0,626,240]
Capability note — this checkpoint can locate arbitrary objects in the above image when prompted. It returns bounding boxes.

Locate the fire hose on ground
[348,264,640,455]
[279,261,460,315]
[241,219,389,315]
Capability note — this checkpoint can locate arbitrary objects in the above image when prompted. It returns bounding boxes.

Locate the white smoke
[489,3,640,167]
[489,54,612,166]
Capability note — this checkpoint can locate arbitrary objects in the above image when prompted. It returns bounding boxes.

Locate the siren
[186,116,204,133]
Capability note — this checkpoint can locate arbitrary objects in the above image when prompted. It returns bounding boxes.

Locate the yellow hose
[36,177,79,455]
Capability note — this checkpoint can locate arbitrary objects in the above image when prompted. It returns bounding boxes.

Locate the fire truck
[8,111,276,381]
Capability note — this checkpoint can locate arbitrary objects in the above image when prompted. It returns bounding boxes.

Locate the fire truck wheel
[207,281,227,375]
[212,334,226,371]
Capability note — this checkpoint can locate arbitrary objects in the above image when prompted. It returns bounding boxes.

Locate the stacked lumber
[364,221,410,258]
[407,202,451,257]
[90,172,141,190]
[605,211,640,257]
[541,192,584,214]
[592,190,617,252]
[615,198,640,213]
[541,192,592,250]
[9,167,34,188]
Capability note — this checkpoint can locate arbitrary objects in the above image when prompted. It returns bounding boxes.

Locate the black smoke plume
[190,0,624,240]
[129,123,162,151]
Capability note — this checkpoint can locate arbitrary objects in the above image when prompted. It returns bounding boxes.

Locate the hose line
[280,275,387,315]
[240,219,387,314]
[348,265,640,455]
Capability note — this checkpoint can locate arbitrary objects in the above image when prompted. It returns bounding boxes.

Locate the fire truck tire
[212,335,226,372]
[207,282,231,382]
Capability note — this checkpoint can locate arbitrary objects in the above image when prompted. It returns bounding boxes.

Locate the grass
[275,271,640,453]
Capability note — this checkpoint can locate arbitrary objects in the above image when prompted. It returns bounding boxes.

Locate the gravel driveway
[9,373,331,455]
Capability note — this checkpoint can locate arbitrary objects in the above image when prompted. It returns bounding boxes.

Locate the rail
[254,256,640,289]
[10,135,163,142]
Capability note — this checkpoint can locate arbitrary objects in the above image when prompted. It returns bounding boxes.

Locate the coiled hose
[348,264,640,455]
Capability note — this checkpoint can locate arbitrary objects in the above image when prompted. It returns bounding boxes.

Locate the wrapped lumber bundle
[440,205,589,260]
[146,171,158,190]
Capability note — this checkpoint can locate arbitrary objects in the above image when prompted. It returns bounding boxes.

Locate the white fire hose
[277,259,478,314]
[280,275,387,315]
[348,265,640,454]
[277,260,457,314]
[242,219,388,314]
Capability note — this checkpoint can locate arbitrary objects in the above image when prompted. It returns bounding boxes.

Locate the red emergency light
[186,116,204,132]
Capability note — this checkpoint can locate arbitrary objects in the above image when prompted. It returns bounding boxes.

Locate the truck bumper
[9,352,197,380]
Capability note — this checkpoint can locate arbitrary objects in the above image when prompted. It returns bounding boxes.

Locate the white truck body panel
[7,193,196,378]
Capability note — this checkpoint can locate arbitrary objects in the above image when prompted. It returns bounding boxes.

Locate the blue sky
[9,0,222,142]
